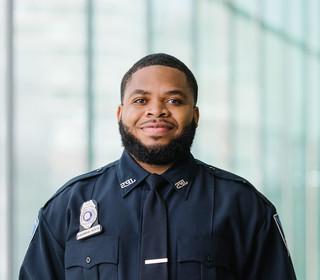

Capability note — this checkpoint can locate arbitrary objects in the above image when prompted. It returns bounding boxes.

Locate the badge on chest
[76,200,103,240]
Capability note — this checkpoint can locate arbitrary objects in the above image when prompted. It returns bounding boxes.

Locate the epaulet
[195,159,273,207]
[196,159,253,183]
[43,160,118,208]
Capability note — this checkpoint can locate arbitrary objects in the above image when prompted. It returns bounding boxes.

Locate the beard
[118,119,197,165]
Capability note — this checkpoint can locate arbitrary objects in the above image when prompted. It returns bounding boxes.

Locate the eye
[167,98,183,105]
[133,98,146,104]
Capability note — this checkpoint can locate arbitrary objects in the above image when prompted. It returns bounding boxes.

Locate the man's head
[120,53,198,105]
[117,53,199,165]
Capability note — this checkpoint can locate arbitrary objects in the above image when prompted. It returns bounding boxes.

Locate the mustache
[139,119,175,127]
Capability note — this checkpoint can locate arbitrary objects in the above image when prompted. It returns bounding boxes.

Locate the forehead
[125,65,189,92]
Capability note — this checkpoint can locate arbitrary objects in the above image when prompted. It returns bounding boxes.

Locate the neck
[132,156,174,174]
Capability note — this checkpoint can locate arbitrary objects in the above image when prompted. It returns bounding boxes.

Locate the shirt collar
[161,153,198,200]
[116,150,198,199]
[116,150,149,198]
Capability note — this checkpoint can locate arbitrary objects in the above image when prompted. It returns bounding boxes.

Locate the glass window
[14,1,87,278]
[233,0,259,17]
[0,0,9,278]
[195,0,230,167]
[286,0,303,41]
[284,46,306,280]
[151,0,194,61]
[305,57,320,280]
[231,17,262,184]
[263,31,288,204]
[3,0,320,278]
[263,0,285,29]
[93,0,147,167]
[308,0,319,50]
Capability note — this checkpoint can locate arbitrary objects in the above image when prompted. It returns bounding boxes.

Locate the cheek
[120,108,142,126]
[175,110,194,126]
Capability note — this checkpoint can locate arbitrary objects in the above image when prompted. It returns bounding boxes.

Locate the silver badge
[76,200,102,240]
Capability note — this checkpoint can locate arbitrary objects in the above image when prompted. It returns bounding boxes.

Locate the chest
[64,177,235,280]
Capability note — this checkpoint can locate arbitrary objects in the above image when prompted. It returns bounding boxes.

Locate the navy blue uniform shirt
[20,150,296,279]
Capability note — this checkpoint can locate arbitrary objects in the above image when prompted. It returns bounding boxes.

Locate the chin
[141,137,173,147]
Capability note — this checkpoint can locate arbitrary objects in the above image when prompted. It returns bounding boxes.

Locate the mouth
[140,121,175,136]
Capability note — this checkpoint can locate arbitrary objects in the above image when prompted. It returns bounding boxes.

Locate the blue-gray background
[1,0,319,279]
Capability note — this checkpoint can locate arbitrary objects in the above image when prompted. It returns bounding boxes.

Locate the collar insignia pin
[175,179,188,189]
[76,200,102,240]
[120,178,136,189]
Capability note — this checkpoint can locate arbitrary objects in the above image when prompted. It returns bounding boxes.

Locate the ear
[193,106,199,127]
[116,105,123,122]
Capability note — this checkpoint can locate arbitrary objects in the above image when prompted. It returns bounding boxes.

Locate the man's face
[117,65,199,149]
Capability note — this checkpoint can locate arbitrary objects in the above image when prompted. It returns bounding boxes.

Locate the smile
[140,122,175,136]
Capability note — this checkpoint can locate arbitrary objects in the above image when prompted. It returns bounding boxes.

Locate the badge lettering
[120,178,136,188]
[175,179,188,189]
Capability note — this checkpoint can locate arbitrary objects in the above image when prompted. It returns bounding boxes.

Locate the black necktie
[140,174,168,280]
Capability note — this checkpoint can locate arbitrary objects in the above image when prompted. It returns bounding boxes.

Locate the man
[20,53,296,279]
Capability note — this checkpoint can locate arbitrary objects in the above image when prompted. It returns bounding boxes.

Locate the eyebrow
[129,89,150,97]
[129,89,189,99]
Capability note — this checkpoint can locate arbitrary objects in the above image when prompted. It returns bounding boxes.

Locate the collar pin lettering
[120,178,137,189]
[76,200,102,240]
[175,179,188,189]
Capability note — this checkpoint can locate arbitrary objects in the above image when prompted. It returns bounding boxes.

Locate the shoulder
[195,159,275,210]
[43,160,119,208]
[34,160,119,242]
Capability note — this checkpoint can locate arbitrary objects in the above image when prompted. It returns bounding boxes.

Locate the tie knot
[146,174,166,191]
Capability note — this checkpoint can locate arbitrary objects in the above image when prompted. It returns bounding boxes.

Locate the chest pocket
[177,236,233,280]
[65,235,118,280]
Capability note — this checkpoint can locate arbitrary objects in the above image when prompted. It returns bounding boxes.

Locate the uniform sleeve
[245,205,296,279]
[19,209,65,280]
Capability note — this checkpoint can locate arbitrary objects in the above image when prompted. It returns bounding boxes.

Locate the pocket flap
[65,235,119,269]
[177,236,230,269]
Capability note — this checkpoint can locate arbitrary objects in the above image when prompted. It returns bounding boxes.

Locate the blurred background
[1,0,319,279]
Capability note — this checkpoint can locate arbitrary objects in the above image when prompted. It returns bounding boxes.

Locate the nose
[146,100,169,117]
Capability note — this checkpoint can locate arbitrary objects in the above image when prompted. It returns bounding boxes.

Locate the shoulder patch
[43,160,118,208]
[196,159,247,182]
[30,215,39,239]
[273,213,290,256]
[195,159,216,174]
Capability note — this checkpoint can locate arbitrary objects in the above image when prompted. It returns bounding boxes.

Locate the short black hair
[120,53,198,105]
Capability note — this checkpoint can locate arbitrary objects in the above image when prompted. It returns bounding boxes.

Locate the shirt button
[85,256,91,264]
